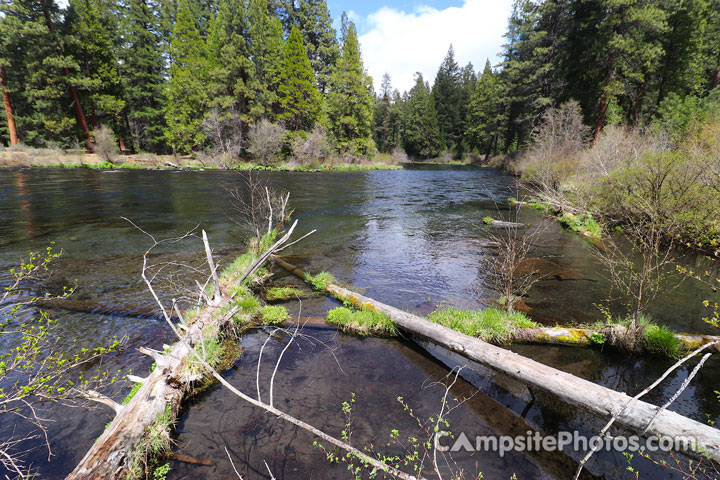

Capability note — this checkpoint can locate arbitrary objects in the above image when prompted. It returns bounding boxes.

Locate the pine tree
[163,0,209,153]
[374,73,393,153]
[326,22,375,155]
[206,0,255,127]
[402,73,440,158]
[67,0,126,143]
[119,0,167,152]
[247,0,285,121]
[467,60,503,158]
[432,45,462,155]
[291,0,339,93]
[278,24,320,132]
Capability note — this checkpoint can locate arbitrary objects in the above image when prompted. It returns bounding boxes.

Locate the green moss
[260,305,290,325]
[643,323,681,357]
[482,216,494,224]
[427,307,537,343]
[265,286,306,301]
[306,271,335,291]
[326,306,397,336]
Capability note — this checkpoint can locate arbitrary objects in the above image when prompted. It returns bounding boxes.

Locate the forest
[2,0,718,163]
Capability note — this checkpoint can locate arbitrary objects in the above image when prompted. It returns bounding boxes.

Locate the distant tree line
[1,0,719,161]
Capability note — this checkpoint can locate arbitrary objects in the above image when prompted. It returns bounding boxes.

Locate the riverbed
[1,166,718,479]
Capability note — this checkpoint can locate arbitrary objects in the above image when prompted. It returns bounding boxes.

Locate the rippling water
[0,167,718,479]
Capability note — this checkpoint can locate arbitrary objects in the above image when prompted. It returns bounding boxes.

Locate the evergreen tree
[278,24,320,132]
[163,0,209,153]
[467,59,503,158]
[291,0,339,93]
[326,22,374,155]
[402,73,440,158]
[206,0,255,127]
[247,0,285,121]
[374,73,393,153]
[67,0,126,142]
[432,45,462,155]
[118,0,167,152]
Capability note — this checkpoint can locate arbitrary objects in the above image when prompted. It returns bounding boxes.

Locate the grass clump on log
[643,323,681,357]
[260,305,290,325]
[127,404,174,479]
[306,271,335,291]
[428,307,537,343]
[265,286,306,301]
[326,306,397,336]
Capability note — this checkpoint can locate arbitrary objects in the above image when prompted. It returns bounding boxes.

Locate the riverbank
[0,148,494,171]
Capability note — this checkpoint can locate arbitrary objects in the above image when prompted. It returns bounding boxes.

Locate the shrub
[291,126,332,166]
[93,124,119,164]
[247,119,287,165]
[519,100,588,192]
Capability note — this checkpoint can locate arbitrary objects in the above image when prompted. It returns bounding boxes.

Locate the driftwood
[485,219,525,229]
[273,256,720,463]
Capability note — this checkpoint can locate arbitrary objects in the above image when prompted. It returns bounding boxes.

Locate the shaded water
[0,167,718,479]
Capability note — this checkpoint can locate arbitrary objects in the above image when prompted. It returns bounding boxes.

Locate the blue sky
[327,0,514,93]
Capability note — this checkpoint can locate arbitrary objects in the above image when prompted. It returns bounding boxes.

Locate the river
[1,166,718,479]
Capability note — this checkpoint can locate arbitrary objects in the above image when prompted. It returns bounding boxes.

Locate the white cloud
[358,0,513,93]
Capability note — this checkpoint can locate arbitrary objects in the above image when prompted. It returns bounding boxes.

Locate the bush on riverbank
[517,92,720,249]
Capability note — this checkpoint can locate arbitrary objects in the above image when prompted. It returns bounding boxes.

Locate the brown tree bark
[713,51,720,90]
[0,55,19,146]
[39,0,95,152]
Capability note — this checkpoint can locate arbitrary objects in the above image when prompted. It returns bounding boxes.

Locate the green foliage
[326,22,375,156]
[642,323,681,358]
[427,307,537,343]
[127,404,174,479]
[279,25,321,132]
[305,271,335,291]
[326,306,397,336]
[482,216,494,225]
[122,381,143,405]
[589,332,607,345]
[401,73,441,159]
[265,286,306,301]
[557,213,602,238]
[163,0,209,153]
[260,305,290,325]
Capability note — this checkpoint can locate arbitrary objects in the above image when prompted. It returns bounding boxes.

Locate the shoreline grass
[325,306,397,336]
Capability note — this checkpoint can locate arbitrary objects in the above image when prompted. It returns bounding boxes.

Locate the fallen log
[273,256,720,463]
[513,326,720,352]
[69,223,298,479]
[67,295,233,479]
[484,218,525,228]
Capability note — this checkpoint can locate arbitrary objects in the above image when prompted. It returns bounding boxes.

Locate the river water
[0,166,719,479]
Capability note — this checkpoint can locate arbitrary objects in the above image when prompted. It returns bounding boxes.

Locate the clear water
[0,167,718,479]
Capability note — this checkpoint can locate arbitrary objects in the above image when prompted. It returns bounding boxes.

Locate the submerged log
[485,219,525,229]
[273,256,720,463]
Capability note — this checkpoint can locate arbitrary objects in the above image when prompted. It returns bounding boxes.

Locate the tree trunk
[39,0,95,152]
[634,79,646,125]
[713,50,720,90]
[0,62,19,146]
[274,257,720,464]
